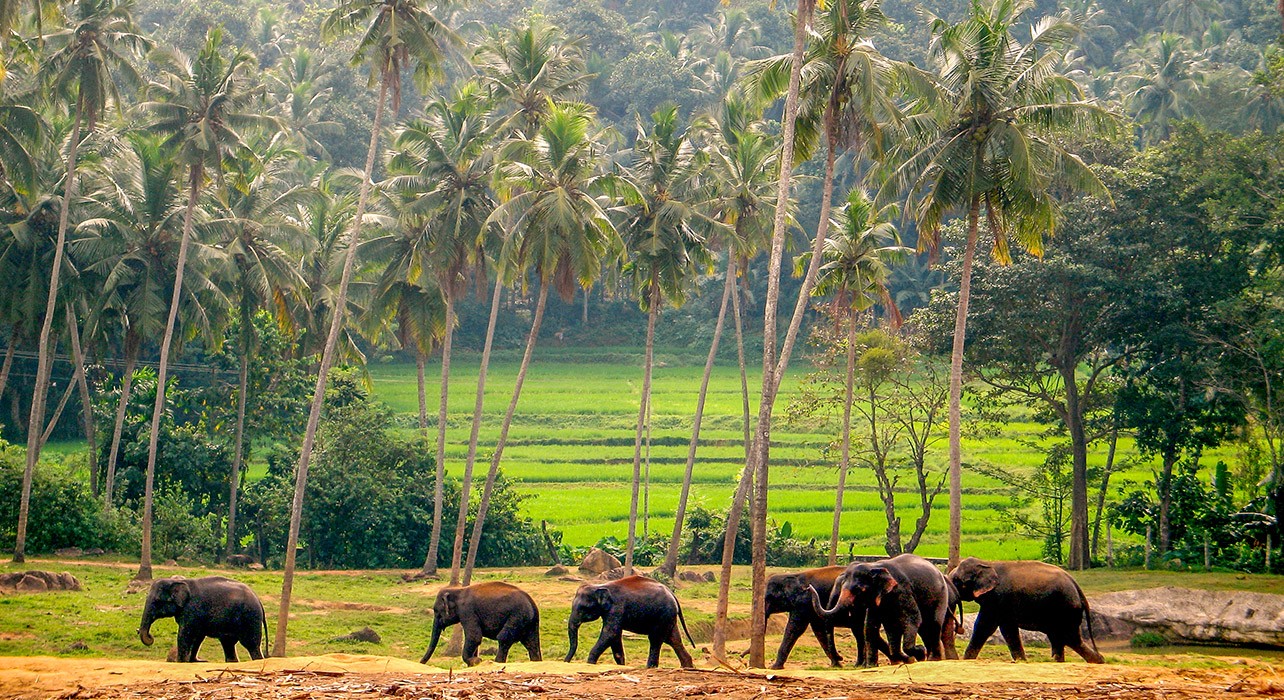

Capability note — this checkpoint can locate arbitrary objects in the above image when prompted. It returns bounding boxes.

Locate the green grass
[363,353,1233,555]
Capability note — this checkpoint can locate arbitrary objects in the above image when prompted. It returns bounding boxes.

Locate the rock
[677,571,704,582]
[15,575,48,592]
[558,575,584,583]
[578,548,621,575]
[166,646,179,663]
[62,641,89,653]
[163,560,177,566]
[226,554,255,568]
[248,563,265,571]
[596,566,632,581]
[544,565,569,577]
[83,548,105,556]
[702,572,716,583]
[335,626,381,644]
[54,547,83,558]
[1089,587,1284,649]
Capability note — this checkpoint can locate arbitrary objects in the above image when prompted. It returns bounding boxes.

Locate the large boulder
[578,548,621,575]
[0,570,82,593]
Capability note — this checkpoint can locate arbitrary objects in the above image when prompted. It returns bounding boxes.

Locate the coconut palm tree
[382,80,495,577]
[294,169,364,364]
[208,137,309,562]
[448,22,587,586]
[268,46,341,163]
[460,102,620,584]
[618,105,713,573]
[1121,33,1204,144]
[13,0,147,563]
[889,0,1115,570]
[134,27,270,581]
[275,0,457,654]
[796,188,907,564]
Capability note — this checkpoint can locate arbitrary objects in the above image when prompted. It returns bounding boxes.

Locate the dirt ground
[3,654,1283,700]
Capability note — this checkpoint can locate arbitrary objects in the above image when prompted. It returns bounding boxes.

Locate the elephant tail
[955,597,965,635]
[262,600,271,658]
[674,594,696,649]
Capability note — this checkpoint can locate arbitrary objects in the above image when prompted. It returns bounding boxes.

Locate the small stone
[677,571,704,582]
[83,548,105,556]
[544,565,569,577]
[54,547,83,558]
[163,560,177,566]
[62,641,89,653]
[335,626,381,644]
[227,554,254,568]
[248,563,264,571]
[596,566,632,581]
[702,571,716,583]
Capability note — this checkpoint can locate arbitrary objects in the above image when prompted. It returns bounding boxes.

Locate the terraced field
[365,348,1224,560]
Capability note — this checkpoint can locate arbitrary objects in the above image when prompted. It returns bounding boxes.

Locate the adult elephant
[420,581,541,666]
[814,554,950,666]
[949,557,1104,663]
[138,576,267,662]
[765,566,860,668]
[564,575,694,668]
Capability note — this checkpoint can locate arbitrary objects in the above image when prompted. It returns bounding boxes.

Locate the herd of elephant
[135,555,1104,669]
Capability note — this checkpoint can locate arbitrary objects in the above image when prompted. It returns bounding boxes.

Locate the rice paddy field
[360,347,1230,560]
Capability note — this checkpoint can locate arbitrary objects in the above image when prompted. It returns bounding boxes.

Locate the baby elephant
[565,575,694,668]
[421,581,541,666]
[949,557,1104,664]
[139,576,267,662]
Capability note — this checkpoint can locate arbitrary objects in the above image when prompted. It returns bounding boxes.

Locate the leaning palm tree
[208,137,308,562]
[459,102,620,584]
[796,188,906,565]
[618,104,712,573]
[134,28,270,581]
[383,80,495,577]
[889,0,1115,570]
[447,24,587,586]
[13,0,147,563]
[275,0,457,654]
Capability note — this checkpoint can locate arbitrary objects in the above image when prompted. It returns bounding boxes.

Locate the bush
[0,440,133,554]
[149,483,222,562]
[589,505,826,568]
[1130,631,1169,648]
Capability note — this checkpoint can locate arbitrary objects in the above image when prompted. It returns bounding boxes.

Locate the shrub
[0,440,132,554]
[1130,631,1169,648]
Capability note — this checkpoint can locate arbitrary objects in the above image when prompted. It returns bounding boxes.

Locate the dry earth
[2,654,1283,700]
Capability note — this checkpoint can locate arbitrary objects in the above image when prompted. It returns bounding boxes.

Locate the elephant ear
[592,586,612,608]
[170,580,191,608]
[971,565,1000,598]
[440,590,456,617]
[871,567,897,607]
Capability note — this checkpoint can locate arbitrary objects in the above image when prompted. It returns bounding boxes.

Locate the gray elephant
[139,576,266,662]
[565,575,694,668]
[420,581,541,666]
[949,557,1104,663]
[814,554,950,666]
[765,565,860,668]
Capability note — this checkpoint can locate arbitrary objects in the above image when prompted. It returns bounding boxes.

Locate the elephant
[764,566,861,668]
[942,576,963,660]
[420,581,541,666]
[948,557,1104,664]
[814,554,950,666]
[565,575,695,668]
[138,576,267,663]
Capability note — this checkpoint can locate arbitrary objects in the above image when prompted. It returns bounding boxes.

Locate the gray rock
[596,566,632,581]
[335,626,381,644]
[1090,587,1284,649]
[544,565,570,577]
[54,547,83,558]
[83,548,105,556]
[227,554,254,568]
[15,575,48,592]
[677,571,705,582]
[578,548,621,575]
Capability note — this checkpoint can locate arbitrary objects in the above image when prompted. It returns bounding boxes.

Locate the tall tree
[277,0,456,654]
[461,102,620,584]
[1121,33,1203,144]
[14,0,146,562]
[798,188,905,564]
[383,80,495,578]
[889,0,1115,569]
[135,27,268,581]
[619,104,712,572]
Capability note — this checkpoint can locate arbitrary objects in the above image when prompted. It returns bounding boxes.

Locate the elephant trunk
[420,618,445,664]
[139,613,155,647]
[564,614,581,662]
[811,586,853,620]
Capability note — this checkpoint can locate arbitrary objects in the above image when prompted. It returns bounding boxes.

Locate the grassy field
[358,348,1237,560]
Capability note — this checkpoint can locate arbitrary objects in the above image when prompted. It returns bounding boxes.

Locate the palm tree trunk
[226,292,252,562]
[104,334,139,506]
[662,257,735,576]
[274,77,389,656]
[1064,366,1090,570]
[829,315,857,565]
[462,282,548,584]
[137,161,204,582]
[14,98,83,563]
[39,376,76,447]
[0,326,18,400]
[947,196,982,569]
[1091,420,1119,559]
[421,291,451,577]
[626,283,661,573]
[713,265,753,660]
[66,305,98,496]
[449,275,503,585]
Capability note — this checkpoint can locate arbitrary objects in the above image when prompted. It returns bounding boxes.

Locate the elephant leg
[965,610,998,660]
[919,615,944,661]
[495,617,529,663]
[771,614,809,669]
[462,629,483,667]
[522,625,542,662]
[863,614,884,667]
[852,621,868,667]
[942,614,959,660]
[811,619,842,667]
[177,628,206,663]
[1066,628,1105,664]
[611,637,626,665]
[587,624,621,665]
[667,623,694,669]
[646,634,664,668]
[902,619,925,662]
[998,621,1025,661]
[1048,633,1066,663]
[220,638,239,663]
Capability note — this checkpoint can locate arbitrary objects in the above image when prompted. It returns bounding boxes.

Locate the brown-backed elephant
[765,566,860,668]
[138,576,266,663]
[949,557,1103,663]
[420,581,541,666]
[565,575,694,668]
[814,554,950,666]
